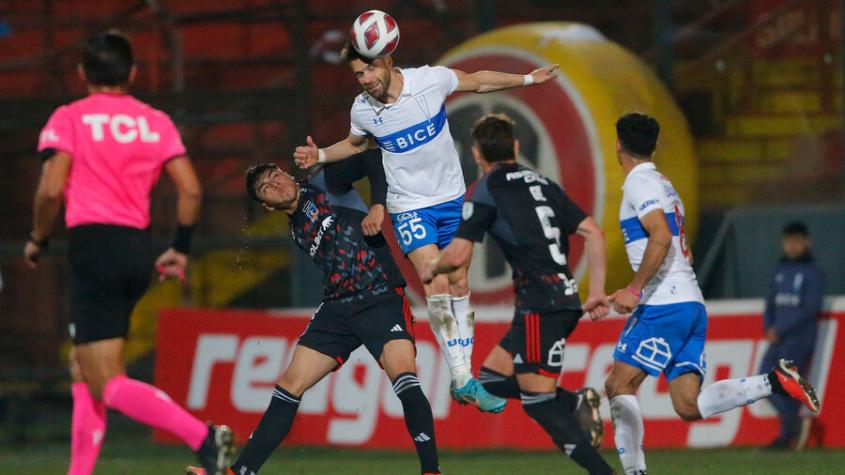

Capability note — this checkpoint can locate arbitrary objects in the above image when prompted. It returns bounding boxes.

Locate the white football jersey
[350,65,465,214]
[619,162,704,305]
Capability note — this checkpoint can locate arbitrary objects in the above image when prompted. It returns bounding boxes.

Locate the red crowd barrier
[154,298,844,448]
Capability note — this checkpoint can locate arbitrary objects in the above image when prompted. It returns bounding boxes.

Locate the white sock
[427,294,471,386]
[697,374,772,419]
[610,395,647,475]
[451,294,474,370]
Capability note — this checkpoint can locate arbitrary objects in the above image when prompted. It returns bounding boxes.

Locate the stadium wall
[154,297,844,449]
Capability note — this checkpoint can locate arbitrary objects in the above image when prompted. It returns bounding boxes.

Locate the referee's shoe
[188,424,234,475]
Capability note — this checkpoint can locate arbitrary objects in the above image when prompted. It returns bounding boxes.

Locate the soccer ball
[350,10,400,59]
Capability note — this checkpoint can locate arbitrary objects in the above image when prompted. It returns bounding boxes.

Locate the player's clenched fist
[293,135,320,169]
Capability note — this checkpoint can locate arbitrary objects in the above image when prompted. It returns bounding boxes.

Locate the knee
[673,398,702,422]
[277,372,308,398]
[605,376,632,400]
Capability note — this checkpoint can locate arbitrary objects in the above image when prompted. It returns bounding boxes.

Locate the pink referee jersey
[37,92,186,229]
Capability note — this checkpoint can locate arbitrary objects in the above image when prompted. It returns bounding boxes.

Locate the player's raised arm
[155,155,202,282]
[293,132,374,169]
[575,215,610,321]
[453,64,559,94]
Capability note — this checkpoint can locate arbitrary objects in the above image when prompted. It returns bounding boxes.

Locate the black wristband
[171,224,195,254]
[29,232,49,250]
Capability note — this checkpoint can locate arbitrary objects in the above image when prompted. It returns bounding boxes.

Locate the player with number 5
[604,113,820,475]
[293,10,559,413]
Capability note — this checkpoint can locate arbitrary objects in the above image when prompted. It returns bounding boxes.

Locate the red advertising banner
[154,298,844,449]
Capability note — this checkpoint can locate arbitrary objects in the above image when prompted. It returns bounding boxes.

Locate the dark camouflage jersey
[288,154,404,302]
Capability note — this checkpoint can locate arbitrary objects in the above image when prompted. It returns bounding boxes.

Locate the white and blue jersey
[614,162,707,380]
[350,65,466,254]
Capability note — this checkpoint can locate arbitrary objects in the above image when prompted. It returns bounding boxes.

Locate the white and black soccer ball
[350,10,400,59]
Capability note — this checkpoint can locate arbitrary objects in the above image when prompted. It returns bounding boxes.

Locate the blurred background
[1,0,844,470]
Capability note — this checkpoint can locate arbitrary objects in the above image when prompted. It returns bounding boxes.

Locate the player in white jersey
[602,113,820,475]
[294,43,558,413]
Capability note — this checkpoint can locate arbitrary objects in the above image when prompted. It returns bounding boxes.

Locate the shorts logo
[461,202,474,220]
[390,324,403,333]
[303,200,319,223]
[633,337,672,371]
[513,353,524,364]
[547,338,566,367]
[395,211,418,223]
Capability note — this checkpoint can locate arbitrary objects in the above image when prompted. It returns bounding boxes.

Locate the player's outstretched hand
[608,288,638,315]
[293,135,320,169]
[361,204,385,236]
[155,247,187,283]
[582,294,610,321]
[529,64,559,84]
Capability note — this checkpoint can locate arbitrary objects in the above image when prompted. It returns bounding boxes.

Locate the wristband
[625,286,642,300]
[29,232,49,249]
[523,74,534,86]
[317,148,327,163]
[171,224,196,254]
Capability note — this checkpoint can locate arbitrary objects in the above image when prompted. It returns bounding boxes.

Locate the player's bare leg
[408,245,504,412]
[220,346,338,475]
[380,339,441,474]
[517,373,614,474]
[605,361,648,475]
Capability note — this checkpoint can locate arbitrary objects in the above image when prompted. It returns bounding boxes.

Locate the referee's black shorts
[68,224,153,345]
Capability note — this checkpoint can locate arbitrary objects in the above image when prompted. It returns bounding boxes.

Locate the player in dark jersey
[188,153,440,475]
[422,114,615,474]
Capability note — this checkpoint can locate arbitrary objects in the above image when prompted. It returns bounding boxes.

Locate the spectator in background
[760,221,825,449]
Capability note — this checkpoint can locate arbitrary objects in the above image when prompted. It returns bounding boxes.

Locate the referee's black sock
[231,385,300,475]
[393,372,440,474]
[478,367,521,399]
[521,391,613,475]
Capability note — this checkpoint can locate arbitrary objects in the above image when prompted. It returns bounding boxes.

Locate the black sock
[231,385,301,475]
[478,367,521,399]
[557,387,579,412]
[521,391,613,475]
[393,372,440,474]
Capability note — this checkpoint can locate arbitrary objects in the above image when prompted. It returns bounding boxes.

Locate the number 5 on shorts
[397,217,427,246]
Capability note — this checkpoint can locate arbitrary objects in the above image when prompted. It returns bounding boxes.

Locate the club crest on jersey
[303,200,319,222]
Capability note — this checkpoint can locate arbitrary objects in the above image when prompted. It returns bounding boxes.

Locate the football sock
[521,391,614,474]
[393,373,440,474]
[478,367,520,399]
[610,395,647,475]
[68,383,106,475]
[427,295,471,387]
[697,374,772,419]
[451,294,475,369]
[232,386,301,475]
[102,375,207,450]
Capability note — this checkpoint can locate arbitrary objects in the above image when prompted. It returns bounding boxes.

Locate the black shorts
[68,224,153,344]
[298,288,415,366]
[499,308,581,377]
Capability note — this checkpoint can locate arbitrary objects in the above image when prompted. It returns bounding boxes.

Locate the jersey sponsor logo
[505,169,549,184]
[374,105,447,153]
[639,199,659,211]
[309,215,335,257]
[620,213,681,244]
[81,113,161,143]
[39,128,59,143]
[303,200,319,223]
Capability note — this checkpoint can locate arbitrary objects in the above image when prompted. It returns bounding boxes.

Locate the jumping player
[188,154,440,475]
[24,31,232,475]
[422,114,615,474]
[294,41,559,412]
[604,112,820,475]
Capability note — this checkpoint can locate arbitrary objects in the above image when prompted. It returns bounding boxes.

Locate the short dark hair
[245,163,280,203]
[782,221,809,237]
[82,30,134,86]
[616,112,660,158]
[339,41,374,64]
[471,113,516,163]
